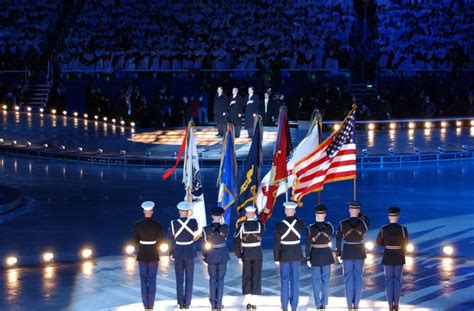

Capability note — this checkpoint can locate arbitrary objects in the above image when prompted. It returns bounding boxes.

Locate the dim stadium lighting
[73,112,78,117]
[27,107,32,112]
[51,109,57,115]
[125,245,135,256]
[368,123,375,130]
[62,110,67,116]
[111,118,116,124]
[456,121,462,127]
[103,117,108,122]
[130,122,136,128]
[120,120,125,126]
[159,243,169,253]
[440,121,448,128]
[5,256,18,267]
[204,243,212,251]
[389,123,396,130]
[81,248,93,260]
[408,122,415,129]
[470,120,474,126]
[83,113,88,119]
[406,243,415,253]
[443,245,454,256]
[14,105,20,111]
[365,241,375,251]
[42,252,54,263]
[2,104,7,110]
[333,124,340,131]
[94,115,99,120]
[39,108,44,113]
[424,121,432,129]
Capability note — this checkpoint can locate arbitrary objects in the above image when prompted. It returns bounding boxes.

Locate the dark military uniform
[133,216,164,310]
[306,214,335,308]
[274,214,305,311]
[229,94,244,137]
[336,202,370,309]
[376,207,409,310]
[169,217,198,309]
[202,219,230,310]
[234,217,265,298]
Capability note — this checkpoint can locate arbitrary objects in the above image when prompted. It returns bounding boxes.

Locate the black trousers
[242,258,262,295]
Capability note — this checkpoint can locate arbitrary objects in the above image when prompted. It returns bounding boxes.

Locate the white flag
[183,125,207,230]
[256,121,320,212]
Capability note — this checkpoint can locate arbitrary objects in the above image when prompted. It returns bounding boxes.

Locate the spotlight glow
[333,124,340,131]
[81,248,93,260]
[73,112,78,117]
[365,241,375,251]
[389,123,396,130]
[368,123,375,130]
[14,106,20,111]
[5,256,18,267]
[471,120,474,126]
[408,122,415,129]
[111,118,116,124]
[159,243,169,253]
[120,120,125,126]
[94,115,99,120]
[443,245,454,256]
[27,107,32,112]
[103,117,108,122]
[51,109,57,115]
[2,105,7,110]
[62,110,67,116]
[441,121,448,128]
[39,108,44,113]
[204,243,212,250]
[456,121,462,127]
[130,122,136,128]
[125,245,135,256]
[424,121,432,129]
[42,252,54,263]
[83,113,88,118]
[406,243,415,253]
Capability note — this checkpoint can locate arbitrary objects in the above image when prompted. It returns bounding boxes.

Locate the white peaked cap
[245,206,257,212]
[141,201,155,211]
[177,201,192,211]
[283,201,298,209]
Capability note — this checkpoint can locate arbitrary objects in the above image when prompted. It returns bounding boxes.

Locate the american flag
[292,107,357,203]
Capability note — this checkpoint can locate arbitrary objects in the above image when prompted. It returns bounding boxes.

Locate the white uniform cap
[245,206,257,212]
[177,201,192,211]
[283,201,298,209]
[141,201,155,211]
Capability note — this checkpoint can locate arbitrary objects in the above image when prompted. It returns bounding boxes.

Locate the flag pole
[284,177,289,202]
[317,192,321,204]
[353,177,357,201]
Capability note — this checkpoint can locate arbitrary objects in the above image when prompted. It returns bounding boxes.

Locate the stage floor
[1,112,473,160]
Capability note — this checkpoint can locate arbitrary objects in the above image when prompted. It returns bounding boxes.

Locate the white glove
[274,261,280,266]
[307,261,311,268]
[337,256,342,264]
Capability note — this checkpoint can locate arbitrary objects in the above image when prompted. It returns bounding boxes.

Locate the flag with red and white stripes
[292,107,357,204]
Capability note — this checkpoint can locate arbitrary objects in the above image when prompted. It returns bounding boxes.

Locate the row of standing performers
[132,200,408,311]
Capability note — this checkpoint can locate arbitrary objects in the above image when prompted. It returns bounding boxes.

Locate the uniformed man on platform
[274,201,305,311]
[233,206,265,310]
[228,87,244,138]
[169,201,198,310]
[132,201,165,311]
[336,201,370,310]
[305,204,335,310]
[202,207,230,311]
[214,86,229,137]
[244,86,259,138]
[376,207,409,311]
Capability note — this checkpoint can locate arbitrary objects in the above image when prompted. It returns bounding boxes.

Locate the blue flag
[217,123,237,224]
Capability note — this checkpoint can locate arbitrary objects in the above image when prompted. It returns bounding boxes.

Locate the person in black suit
[260,92,276,126]
[214,86,228,136]
[228,87,244,138]
[132,201,165,311]
[244,86,260,138]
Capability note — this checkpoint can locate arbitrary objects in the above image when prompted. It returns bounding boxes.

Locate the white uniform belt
[139,240,157,245]
[176,240,194,246]
[385,245,402,250]
[209,243,226,249]
[281,240,300,245]
[242,242,261,247]
[311,243,330,248]
[344,241,363,245]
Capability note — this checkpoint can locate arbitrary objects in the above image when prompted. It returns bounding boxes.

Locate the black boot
[246,304,252,310]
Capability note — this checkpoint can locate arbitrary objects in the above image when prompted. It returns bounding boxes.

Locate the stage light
[406,243,415,253]
[11,140,17,146]
[365,241,375,251]
[389,123,396,130]
[120,120,125,126]
[362,148,368,156]
[125,245,135,256]
[443,245,454,256]
[120,150,126,157]
[42,143,48,149]
[368,123,375,130]
[130,122,136,128]
[51,109,57,115]
[39,108,44,113]
[73,112,78,117]
[204,243,212,250]
[2,104,7,110]
[441,121,448,128]
[42,252,54,263]
[81,248,93,260]
[111,118,116,124]
[159,243,169,253]
[388,147,395,155]
[62,110,67,116]
[408,122,415,129]
[77,147,83,153]
[5,256,18,267]
[438,146,445,153]
[26,142,32,148]
[424,121,432,129]
[462,145,468,152]
[14,105,20,111]
[471,120,474,126]
[333,124,340,131]
[103,117,108,122]
[27,107,32,112]
[96,148,103,155]
[83,113,88,119]
[94,115,99,120]
[413,146,420,153]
